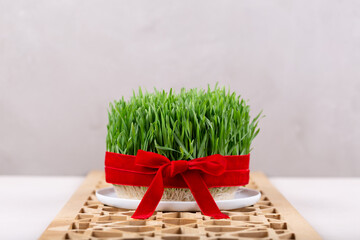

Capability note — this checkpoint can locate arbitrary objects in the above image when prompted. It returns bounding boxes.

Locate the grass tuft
[106,85,262,160]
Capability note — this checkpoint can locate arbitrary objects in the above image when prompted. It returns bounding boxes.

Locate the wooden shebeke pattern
[40,171,321,240]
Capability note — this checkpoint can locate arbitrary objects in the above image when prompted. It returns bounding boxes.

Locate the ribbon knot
[131,150,229,220]
[170,160,188,177]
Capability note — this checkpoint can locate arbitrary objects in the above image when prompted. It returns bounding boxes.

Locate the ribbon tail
[181,171,229,219]
[131,166,166,219]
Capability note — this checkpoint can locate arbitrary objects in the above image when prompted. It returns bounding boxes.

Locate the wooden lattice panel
[40,171,321,240]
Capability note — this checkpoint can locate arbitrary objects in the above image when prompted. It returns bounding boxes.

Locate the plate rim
[96,186,261,206]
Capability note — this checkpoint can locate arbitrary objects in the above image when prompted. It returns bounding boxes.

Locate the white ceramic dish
[96,187,261,211]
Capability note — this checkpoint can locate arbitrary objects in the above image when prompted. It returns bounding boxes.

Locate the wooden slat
[40,171,103,239]
[251,172,322,240]
[40,171,322,240]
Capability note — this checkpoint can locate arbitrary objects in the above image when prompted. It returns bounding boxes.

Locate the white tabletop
[0,176,359,240]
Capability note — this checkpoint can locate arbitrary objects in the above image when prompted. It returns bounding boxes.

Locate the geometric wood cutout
[40,171,321,240]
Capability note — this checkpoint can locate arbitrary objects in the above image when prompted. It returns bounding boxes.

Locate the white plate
[96,187,261,211]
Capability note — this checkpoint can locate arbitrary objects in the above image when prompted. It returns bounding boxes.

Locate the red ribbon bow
[132,150,230,219]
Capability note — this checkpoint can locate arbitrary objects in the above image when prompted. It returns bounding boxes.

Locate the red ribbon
[132,150,229,219]
[105,151,250,219]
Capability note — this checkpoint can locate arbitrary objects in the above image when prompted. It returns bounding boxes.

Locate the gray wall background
[1,0,359,176]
